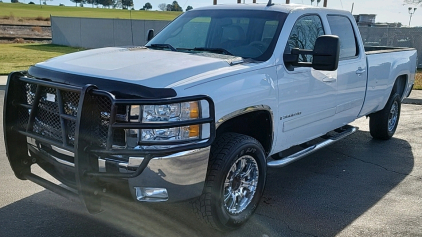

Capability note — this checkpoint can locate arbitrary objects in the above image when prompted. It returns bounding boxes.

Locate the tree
[186,5,193,11]
[11,0,19,3]
[142,2,152,10]
[70,0,85,7]
[310,0,314,5]
[86,0,98,8]
[171,1,183,11]
[121,0,133,9]
[166,3,172,11]
[158,3,166,11]
[317,0,321,6]
[97,0,114,8]
[28,1,35,3]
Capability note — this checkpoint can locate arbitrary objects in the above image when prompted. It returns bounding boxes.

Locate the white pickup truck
[4,2,417,231]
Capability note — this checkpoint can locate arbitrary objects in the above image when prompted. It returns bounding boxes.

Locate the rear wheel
[369,93,401,140]
[193,133,266,231]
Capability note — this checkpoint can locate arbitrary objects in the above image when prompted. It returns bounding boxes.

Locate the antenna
[267,0,274,6]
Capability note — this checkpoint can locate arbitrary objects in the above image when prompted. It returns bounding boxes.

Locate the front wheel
[369,93,401,140]
[193,133,267,231]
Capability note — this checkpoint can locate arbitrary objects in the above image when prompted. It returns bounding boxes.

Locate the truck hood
[35,46,244,88]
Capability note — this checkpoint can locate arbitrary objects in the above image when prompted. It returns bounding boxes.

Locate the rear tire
[369,93,401,140]
[192,133,266,231]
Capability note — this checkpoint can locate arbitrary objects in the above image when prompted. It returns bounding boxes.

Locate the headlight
[142,102,199,122]
[125,101,201,147]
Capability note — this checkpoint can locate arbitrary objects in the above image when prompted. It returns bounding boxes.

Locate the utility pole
[323,0,327,7]
[408,7,417,27]
[286,0,290,4]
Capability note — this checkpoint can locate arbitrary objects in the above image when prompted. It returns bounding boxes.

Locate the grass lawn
[0,43,83,74]
[416,69,422,90]
[0,2,181,21]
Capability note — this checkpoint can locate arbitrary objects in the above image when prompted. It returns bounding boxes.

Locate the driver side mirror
[284,35,340,71]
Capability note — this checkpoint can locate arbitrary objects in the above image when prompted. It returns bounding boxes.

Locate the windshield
[146,9,287,61]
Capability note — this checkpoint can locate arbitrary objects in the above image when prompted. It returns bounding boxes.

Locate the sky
[3,0,422,26]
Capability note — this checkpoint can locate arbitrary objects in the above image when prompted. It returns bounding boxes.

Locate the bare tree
[158,3,167,11]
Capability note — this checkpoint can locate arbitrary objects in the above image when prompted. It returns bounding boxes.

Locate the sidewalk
[0,75,421,104]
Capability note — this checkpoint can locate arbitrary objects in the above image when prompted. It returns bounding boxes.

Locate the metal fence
[358,26,422,68]
[51,16,170,48]
[51,17,421,68]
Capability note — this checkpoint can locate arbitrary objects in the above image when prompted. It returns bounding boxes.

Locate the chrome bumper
[99,147,210,202]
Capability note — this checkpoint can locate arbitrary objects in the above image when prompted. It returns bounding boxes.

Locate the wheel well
[392,75,407,99]
[216,111,273,155]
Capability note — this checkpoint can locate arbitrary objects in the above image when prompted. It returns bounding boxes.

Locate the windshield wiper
[193,47,233,56]
[148,44,177,51]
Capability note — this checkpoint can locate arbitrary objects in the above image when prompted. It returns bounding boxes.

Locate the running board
[267,125,358,168]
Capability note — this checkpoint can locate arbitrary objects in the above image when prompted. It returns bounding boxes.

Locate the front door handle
[322,77,337,83]
[356,67,366,75]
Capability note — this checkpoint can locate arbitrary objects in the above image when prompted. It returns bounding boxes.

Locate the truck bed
[358,48,417,117]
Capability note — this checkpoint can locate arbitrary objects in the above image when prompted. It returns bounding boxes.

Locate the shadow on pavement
[0,130,414,237]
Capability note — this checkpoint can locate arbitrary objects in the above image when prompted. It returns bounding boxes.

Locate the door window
[327,15,358,59]
[287,15,325,62]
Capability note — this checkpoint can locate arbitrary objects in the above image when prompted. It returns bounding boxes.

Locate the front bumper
[4,72,215,212]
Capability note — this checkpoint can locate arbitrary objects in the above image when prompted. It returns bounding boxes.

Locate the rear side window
[287,15,325,62]
[327,15,358,59]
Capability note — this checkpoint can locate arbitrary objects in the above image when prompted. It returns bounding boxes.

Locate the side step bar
[267,125,358,168]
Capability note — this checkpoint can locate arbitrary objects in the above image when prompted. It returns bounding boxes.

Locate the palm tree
[317,0,321,6]
[310,0,315,5]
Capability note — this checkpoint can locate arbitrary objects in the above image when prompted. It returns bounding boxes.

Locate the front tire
[369,93,401,140]
[193,133,266,231]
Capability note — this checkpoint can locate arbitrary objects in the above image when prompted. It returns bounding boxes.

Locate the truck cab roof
[194,3,352,17]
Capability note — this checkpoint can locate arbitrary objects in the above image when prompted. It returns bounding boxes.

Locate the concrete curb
[403,90,422,105]
[0,75,421,104]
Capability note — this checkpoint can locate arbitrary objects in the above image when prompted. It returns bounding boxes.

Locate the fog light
[134,187,168,202]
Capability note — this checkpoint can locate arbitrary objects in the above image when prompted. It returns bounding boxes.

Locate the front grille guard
[4,72,215,210]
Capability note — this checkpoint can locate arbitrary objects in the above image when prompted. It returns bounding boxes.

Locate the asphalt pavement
[0,76,421,237]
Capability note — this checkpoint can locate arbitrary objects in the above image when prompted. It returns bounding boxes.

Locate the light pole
[408,7,417,27]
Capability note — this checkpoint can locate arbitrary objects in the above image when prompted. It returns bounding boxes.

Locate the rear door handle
[356,67,366,75]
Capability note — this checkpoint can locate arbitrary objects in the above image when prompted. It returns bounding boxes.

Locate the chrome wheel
[223,155,259,214]
[388,100,399,132]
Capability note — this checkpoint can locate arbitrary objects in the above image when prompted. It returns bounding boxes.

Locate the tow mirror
[283,35,340,71]
[147,29,155,42]
[312,35,340,71]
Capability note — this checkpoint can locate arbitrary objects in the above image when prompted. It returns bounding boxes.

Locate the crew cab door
[275,14,337,150]
[327,15,367,126]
